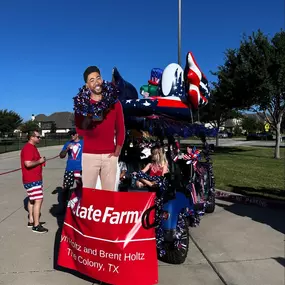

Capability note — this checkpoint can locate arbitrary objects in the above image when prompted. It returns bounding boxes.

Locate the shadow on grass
[216,201,285,235]
[250,144,285,149]
[49,186,101,284]
[179,144,252,154]
[228,185,285,200]
[212,146,285,159]
[213,147,252,155]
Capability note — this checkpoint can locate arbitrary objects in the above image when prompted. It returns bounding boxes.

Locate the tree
[233,125,243,136]
[281,118,285,133]
[50,122,57,133]
[199,87,241,146]
[0,109,23,134]
[241,116,264,134]
[20,120,40,134]
[214,30,285,159]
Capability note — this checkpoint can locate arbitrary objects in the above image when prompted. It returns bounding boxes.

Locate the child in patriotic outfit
[20,130,48,233]
[134,145,169,188]
[59,130,83,209]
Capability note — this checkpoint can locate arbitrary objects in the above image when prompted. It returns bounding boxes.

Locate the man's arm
[74,113,93,136]
[59,149,68,159]
[24,157,46,168]
[22,147,46,169]
[59,143,72,159]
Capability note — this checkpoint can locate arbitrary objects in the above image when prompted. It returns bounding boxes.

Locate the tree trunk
[215,121,220,147]
[216,135,219,147]
[274,120,281,159]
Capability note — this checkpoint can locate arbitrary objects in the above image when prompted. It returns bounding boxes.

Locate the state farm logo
[68,199,142,225]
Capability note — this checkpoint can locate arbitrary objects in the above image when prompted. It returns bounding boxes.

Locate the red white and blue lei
[73,81,119,119]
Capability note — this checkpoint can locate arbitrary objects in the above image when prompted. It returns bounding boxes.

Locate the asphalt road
[0,146,284,285]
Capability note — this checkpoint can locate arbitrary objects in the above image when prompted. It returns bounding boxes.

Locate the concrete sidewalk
[0,146,284,285]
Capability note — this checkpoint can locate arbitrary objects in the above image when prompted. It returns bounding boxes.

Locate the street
[0,146,284,285]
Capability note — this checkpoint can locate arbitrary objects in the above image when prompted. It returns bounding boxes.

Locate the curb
[215,189,285,211]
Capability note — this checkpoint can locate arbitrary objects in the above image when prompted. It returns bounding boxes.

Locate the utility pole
[178,0,182,66]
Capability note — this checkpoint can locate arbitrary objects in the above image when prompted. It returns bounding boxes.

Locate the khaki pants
[82,153,118,191]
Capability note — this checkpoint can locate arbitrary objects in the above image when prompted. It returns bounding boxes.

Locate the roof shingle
[35,112,74,129]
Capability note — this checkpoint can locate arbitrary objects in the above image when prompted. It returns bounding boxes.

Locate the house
[223,118,243,133]
[204,118,243,132]
[35,112,74,136]
[204,113,268,134]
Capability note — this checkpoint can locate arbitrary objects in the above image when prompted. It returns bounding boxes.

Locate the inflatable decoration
[112,51,216,138]
[140,68,163,97]
[112,67,138,100]
[184,52,210,109]
[161,63,185,99]
[148,68,163,86]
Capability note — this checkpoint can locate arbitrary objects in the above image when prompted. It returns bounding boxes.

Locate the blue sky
[0,0,284,121]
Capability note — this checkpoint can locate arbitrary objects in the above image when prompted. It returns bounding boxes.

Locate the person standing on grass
[20,130,48,233]
[59,130,83,210]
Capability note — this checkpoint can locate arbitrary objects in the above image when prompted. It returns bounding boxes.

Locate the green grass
[212,146,285,200]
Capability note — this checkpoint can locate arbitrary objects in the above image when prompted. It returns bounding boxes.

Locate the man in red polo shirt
[20,130,48,233]
[74,66,125,191]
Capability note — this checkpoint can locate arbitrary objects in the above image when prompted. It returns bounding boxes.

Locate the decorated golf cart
[113,51,217,264]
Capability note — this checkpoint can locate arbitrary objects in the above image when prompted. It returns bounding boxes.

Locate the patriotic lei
[73,81,119,119]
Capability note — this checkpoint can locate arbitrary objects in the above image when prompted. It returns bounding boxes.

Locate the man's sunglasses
[34,136,41,139]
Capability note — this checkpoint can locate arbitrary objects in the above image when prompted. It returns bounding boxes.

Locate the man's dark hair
[68,129,77,136]
[27,130,39,140]
[83,66,101,83]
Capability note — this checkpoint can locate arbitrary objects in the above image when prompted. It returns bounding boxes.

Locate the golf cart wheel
[161,218,189,264]
[205,192,215,213]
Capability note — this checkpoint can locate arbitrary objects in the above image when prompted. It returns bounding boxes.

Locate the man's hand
[39,157,46,164]
[108,146,121,158]
[59,144,72,158]
[108,151,120,158]
[67,143,73,150]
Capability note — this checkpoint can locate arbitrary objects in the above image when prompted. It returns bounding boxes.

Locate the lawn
[212,146,285,200]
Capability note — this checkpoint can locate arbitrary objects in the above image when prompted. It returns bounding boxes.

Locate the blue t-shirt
[62,140,83,171]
